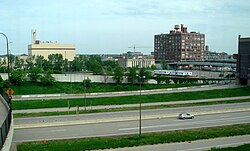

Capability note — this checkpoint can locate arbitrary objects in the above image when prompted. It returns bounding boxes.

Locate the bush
[10,70,26,85]
[39,73,55,86]
[82,78,92,88]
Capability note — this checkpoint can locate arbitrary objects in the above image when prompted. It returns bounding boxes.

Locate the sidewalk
[13,96,250,114]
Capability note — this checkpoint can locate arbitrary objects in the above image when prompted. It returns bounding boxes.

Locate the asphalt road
[14,102,250,128]
[13,111,250,143]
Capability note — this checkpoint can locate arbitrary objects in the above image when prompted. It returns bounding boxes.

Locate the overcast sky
[1,0,250,55]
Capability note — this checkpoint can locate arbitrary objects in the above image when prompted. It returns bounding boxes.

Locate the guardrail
[0,88,12,150]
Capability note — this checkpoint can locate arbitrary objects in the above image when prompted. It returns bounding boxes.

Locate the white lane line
[177,141,250,151]
[119,115,250,131]
[50,129,66,132]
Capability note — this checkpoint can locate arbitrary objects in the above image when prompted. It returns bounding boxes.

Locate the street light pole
[139,76,142,136]
[0,32,10,81]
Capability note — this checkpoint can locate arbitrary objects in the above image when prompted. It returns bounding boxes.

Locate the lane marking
[50,129,66,132]
[119,115,250,131]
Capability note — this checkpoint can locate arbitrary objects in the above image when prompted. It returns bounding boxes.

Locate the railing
[0,88,12,150]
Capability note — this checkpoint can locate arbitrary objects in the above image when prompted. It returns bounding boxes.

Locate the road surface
[14,102,250,129]
[13,110,250,142]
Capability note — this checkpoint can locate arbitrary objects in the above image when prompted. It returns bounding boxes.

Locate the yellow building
[28,29,76,61]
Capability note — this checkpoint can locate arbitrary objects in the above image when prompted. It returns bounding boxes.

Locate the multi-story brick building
[154,24,205,63]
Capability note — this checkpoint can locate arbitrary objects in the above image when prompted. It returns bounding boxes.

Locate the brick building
[154,24,205,63]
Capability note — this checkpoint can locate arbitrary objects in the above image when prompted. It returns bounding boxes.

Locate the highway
[14,102,250,128]
[13,106,250,143]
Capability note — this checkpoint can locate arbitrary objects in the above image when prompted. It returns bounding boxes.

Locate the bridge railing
[0,88,12,150]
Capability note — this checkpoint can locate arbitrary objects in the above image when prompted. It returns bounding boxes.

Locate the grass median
[17,123,250,151]
[12,86,250,110]
[13,98,250,118]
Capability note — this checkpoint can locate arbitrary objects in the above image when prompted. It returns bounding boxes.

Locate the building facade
[154,24,205,63]
[117,51,155,68]
[28,30,76,61]
[236,36,250,85]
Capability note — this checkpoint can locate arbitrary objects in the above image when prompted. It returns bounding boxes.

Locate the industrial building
[154,24,205,63]
[28,30,76,61]
[236,36,250,85]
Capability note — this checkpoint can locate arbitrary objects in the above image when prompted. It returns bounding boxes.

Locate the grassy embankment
[17,123,250,151]
[12,86,250,110]
[10,81,204,95]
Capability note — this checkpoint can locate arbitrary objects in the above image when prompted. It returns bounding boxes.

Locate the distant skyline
[0,0,250,55]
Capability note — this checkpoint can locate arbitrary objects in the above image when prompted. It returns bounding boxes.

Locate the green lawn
[13,98,250,118]
[17,123,250,151]
[9,81,203,95]
[210,144,250,151]
[12,86,250,110]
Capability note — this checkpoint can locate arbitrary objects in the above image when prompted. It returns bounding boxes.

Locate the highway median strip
[17,123,250,151]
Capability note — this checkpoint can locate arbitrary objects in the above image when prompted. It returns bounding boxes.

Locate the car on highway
[178,112,194,119]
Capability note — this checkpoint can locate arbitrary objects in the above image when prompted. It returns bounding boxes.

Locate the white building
[28,29,76,61]
[117,51,155,68]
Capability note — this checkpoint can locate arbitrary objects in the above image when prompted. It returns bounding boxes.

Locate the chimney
[31,29,37,44]
[181,24,184,32]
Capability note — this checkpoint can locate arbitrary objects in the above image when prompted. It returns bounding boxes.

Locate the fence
[0,88,12,150]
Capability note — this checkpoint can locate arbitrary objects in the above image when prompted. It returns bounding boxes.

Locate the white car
[178,112,194,119]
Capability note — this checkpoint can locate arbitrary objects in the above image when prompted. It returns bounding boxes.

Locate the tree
[82,78,92,88]
[14,56,21,69]
[42,60,53,71]
[35,55,45,69]
[85,55,103,74]
[138,68,151,83]
[127,67,137,84]
[26,55,35,70]
[161,60,168,70]
[113,66,124,84]
[10,70,26,85]
[39,73,55,86]
[28,67,42,82]
[48,54,64,71]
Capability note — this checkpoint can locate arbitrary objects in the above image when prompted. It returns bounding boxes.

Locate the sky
[0,0,250,55]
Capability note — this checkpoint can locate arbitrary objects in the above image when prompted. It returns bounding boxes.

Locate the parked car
[178,112,194,119]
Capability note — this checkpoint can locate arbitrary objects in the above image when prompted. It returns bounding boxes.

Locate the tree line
[0,54,154,86]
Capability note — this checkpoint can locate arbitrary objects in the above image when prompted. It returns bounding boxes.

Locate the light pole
[137,75,145,136]
[0,32,10,81]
